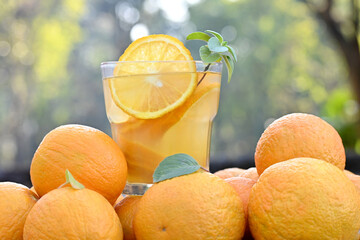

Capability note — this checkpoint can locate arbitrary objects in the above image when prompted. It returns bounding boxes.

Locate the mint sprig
[187,30,237,82]
[153,153,208,183]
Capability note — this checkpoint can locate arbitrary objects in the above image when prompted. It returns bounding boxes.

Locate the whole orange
[345,169,355,175]
[255,113,345,175]
[133,172,245,240]
[248,158,360,240]
[345,171,360,194]
[115,195,142,240]
[23,187,123,240]
[225,176,256,239]
[30,124,127,204]
[214,167,245,179]
[225,177,256,218]
[238,167,259,181]
[0,182,38,240]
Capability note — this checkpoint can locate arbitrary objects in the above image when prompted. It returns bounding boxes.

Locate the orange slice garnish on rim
[109,34,197,119]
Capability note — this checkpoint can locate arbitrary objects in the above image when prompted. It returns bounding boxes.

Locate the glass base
[123,183,152,195]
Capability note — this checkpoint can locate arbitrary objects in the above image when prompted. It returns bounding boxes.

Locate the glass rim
[100,60,222,66]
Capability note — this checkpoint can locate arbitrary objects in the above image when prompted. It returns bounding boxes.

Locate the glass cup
[101,61,222,195]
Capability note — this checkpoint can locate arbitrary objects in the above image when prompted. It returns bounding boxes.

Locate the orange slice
[110,34,197,119]
[117,78,221,139]
[115,135,164,183]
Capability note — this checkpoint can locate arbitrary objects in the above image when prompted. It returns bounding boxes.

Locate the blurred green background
[1,0,360,182]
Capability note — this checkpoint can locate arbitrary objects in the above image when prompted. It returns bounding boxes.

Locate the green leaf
[226,45,238,62]
[205,30,223,43]
[187,29,237,83]
[208,37,228,53]
[186,32,210,42]
[200,45,221,63]
[153,153,201,183]
[222,55,234,82]
[65,169,85,190]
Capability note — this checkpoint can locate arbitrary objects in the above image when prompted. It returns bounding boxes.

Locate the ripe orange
[133,172,245,240]
[115,195,142,240]
[0,182,38,240]
[255,113,345,175]
[225,177,256,218]
[214,167,245,179]
[225,177,256,239]
[23,187,123,240]
[345,171,360,194]
[238,167,259,181]
[248,158,360,239]
[345,169,355,175]
[110,34,197,119]
[30,124,127,204]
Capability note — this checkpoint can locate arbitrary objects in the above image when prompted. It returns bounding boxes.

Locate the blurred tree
[187,0,354,160]
[295,0,360,152]
[299,0,360,104]
[0,0,86,171]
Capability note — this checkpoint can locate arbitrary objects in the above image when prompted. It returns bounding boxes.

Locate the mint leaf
[153,153,201,183]
[208,37,228,53]
[200,45,221,63]
[226,45,237,62]
[223,55,234,82]
[205,30,223,43]
[65,169,85,190]
[186,29,237,82]
[186,32,211,42]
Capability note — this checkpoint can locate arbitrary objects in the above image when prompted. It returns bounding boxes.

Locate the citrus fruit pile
[215,113,360,239]
[1,113,359,240]
[1,32,360,240]
[0,124,127,239]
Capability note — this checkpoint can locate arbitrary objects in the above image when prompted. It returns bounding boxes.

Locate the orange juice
[102,70,221,184]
